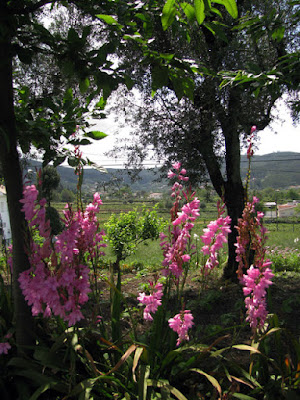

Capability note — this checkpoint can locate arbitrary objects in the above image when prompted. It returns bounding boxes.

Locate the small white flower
[294,237,299,243]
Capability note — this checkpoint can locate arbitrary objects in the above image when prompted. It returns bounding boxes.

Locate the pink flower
[0,342,11,355]
[168,170,177,179]
[138,282,164,321]
[172,162,181,171]
[182,254,190,262]
[242,264,274,330]
[168,310,194,346]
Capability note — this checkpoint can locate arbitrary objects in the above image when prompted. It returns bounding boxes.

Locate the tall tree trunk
[0,9,34,352]
[221,93,245,281]
[199,110,245,282]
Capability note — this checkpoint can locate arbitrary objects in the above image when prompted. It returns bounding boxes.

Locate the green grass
[265,222,300,249]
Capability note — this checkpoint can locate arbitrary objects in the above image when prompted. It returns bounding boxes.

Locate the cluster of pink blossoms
[235,196,267,276]
[160,162,200,278]
[201,201,231,274]
[242,263,274,330]
[236,196,274,331]
[137,282,163,321]
[139,163,198,345]
[168,310,194,346]
[18,185,106,326]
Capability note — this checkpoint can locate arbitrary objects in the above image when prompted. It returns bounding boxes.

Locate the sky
[80,98,300,168]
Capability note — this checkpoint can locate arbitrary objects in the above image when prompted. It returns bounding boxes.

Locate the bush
[267,246,300,272]
[46,206,64,235]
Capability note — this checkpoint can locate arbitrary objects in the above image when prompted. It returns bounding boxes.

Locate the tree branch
[8,0,56,15]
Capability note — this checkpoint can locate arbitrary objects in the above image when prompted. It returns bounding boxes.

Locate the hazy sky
[81,98,299,168]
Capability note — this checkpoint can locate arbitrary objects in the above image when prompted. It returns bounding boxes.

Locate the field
[52,199,300,270]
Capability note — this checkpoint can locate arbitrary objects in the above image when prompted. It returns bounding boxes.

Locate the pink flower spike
[250,125,257,134]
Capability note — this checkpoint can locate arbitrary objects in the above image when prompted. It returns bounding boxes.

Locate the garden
[1,0,300,399]
[1,159,300,400]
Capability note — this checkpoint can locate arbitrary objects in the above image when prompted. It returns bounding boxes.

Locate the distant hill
[23,152,300,192]
[23,160,168,192]
[240,152,300,189]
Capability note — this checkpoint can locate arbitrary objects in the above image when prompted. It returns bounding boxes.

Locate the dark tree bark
[0,4,34,352]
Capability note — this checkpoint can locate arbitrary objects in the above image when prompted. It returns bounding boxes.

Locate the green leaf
[64,88,73,102]
[210,6,223,18]
[67,28,79,43]
[85,131,107,140]
[210,21,229,42]
[95,97,107,110]
[124,75,134,90]
[152,65,169,91]
[194,0,205,25]
[190,369,222,396]
[96,14,123,29]
[232,394,257,400]
[180,2,196,21]
[29,383,52,400]
[53,156,67,167]
[79,78,90,94]
[213,0,238,19]
[161,0,176,31]
[68,157,79,167]
[232,344,261,353]
[79,138,91,145]
[272,26,285,41]
[147,379,189,400]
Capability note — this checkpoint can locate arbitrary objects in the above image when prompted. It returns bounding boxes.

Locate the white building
[148,192,163,200]
[0,185,11,243]
[277,203,298,218]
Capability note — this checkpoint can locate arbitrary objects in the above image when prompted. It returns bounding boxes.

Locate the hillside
[23,152,300,192]
[240,152,300,189]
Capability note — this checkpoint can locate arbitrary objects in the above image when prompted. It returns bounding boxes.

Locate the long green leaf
[232,394,257,400]
[194,0,205,25]
[213,0,238,19]
[190,368,222,396]
[132,347,144,382]
[161,0,176,30]
[232,344,261,354]
[29,383,52,400]
[180,2,196,21]
[96,14,123,28]
[147,379,189,400]
[138,364,150,400]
